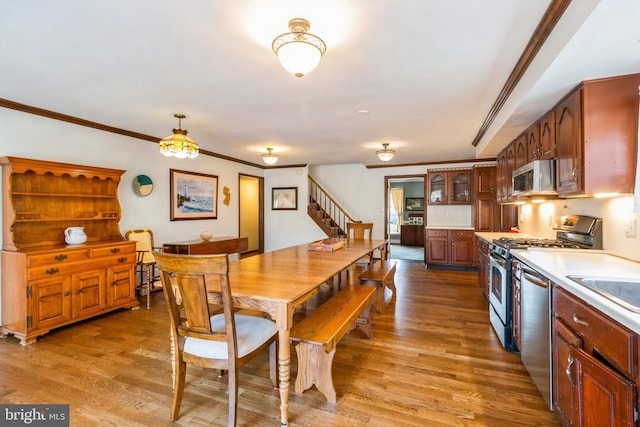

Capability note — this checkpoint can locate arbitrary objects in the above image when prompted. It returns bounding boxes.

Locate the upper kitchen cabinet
[514,134,529,171]
[496,143,515,203]
[537,111,556,160]
[473,165,517,232]
[427,169,472,205]
[555,73,640,197]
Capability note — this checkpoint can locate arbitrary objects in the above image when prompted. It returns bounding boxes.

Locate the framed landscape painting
[170,169,218,220]
[405,197,424,211]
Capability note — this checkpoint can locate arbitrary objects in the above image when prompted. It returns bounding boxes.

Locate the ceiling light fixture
[376,143,395,162]
[261,147,279,165]
[159,114,199,159]
[272,18,326,78]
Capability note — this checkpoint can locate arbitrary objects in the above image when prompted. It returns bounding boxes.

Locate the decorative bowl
[200,231,213,241]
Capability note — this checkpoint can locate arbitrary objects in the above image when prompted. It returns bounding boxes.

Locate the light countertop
[512,249,640,333]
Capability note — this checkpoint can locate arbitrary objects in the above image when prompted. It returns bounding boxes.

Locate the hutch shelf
[0,157,138,345]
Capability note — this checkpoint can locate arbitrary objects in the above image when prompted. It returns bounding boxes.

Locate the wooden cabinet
[538,111,556,160]
[426,229,475,268]
[427,169,472,205]
[400,225,424,247]
[473,165,517,232]
[496,144,515,203]
[0,157,137,345]
[555,74,640,197]
[524,123,540,163]
[513,134,529,171]
[552,286,638,426]
[476,237,490,299]
[163,236,249,255]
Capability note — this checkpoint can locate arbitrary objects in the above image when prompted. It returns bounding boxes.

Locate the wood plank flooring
[0,260,562,426]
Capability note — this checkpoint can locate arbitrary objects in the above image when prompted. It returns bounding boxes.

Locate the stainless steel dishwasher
[517,261,553,410]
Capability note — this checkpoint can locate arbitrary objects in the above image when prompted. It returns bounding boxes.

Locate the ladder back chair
[346,223,379,280]
[153,252,278,427]
[125,229,162,309]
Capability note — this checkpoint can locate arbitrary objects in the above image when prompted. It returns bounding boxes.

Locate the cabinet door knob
[110,248,121,254]
[54,254,67,262]
[45,268,59,275]
[565,354,575,384]
[117,257,127,263]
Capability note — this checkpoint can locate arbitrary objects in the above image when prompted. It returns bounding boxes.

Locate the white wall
[0,108,266,246]
[517,196,640,262]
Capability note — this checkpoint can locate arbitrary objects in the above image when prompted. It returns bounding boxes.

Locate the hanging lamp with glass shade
[159,114,199,159]
[261,147,279,165]
[272,18,326,78]
[376,143,395,161]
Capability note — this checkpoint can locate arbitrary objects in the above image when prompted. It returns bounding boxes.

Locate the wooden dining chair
[153,252,278,426]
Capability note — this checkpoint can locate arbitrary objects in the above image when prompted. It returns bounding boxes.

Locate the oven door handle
[522,270,549,288]
[490,255,507,267]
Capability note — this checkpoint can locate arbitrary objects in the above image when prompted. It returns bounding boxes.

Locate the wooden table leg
[347,263,356,285]
[278,327,290,427]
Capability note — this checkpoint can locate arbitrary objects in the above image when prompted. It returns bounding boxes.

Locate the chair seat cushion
[184,314,277,359]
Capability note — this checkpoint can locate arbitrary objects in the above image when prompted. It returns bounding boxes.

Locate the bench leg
[294,342,337,403]
[385,276,396,294]
[355,304,373,338]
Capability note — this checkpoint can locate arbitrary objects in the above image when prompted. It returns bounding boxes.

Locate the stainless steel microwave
[512,159,556,197]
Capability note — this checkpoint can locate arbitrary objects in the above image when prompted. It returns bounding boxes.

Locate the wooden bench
[358,260,397,313]
[290,284,375,403]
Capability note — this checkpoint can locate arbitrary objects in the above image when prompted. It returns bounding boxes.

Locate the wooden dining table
[221,238,388,426]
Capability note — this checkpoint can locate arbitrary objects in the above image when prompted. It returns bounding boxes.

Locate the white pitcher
[64,226,87,245]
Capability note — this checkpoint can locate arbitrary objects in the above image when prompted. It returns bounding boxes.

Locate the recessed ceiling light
[357,109,369,116]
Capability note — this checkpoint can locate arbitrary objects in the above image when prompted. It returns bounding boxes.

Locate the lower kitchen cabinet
[476,238,490,299]
[425,229,475,268]
[552,286,637,426]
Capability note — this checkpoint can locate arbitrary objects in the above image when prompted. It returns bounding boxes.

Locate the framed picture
[272,187,298,210]
[405,197,424,211]
[170,169,218,221]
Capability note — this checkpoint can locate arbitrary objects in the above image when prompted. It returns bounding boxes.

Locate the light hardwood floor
[0,261,562,426]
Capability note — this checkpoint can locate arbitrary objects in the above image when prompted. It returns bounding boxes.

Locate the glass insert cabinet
[427,169,471,205]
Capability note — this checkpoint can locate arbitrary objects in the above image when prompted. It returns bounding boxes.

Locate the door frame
[238,173,264,255]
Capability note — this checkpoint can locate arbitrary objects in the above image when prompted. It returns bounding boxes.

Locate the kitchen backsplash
[517,195,640,262]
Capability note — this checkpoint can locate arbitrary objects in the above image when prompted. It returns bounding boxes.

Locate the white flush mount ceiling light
[159,114,199,159]
[261,147,279,165]
[272,18,326,78]
[376,143,395,162]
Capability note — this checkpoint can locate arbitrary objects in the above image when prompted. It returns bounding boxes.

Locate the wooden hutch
[0,157,138,345]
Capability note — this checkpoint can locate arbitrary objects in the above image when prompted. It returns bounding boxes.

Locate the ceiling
[1,1,639,168]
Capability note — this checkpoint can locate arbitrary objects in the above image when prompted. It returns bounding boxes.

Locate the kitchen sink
[566,275,640,313]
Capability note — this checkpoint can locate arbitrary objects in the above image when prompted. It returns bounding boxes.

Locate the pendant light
[159,114,199,159]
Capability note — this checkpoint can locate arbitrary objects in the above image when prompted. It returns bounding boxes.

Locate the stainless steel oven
[488,246,515,351]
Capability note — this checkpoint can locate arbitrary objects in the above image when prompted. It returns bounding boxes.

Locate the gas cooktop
[492,237,584,250]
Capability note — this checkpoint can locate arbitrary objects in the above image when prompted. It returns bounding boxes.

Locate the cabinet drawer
[426,229,448,238]
[28,254,135,280]
[28,249,90,267]
[451,230,474,239]
[90,243,135,259]
[553,287,638,379]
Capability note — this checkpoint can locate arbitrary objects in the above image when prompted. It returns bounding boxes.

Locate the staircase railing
[308,175,355,237]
